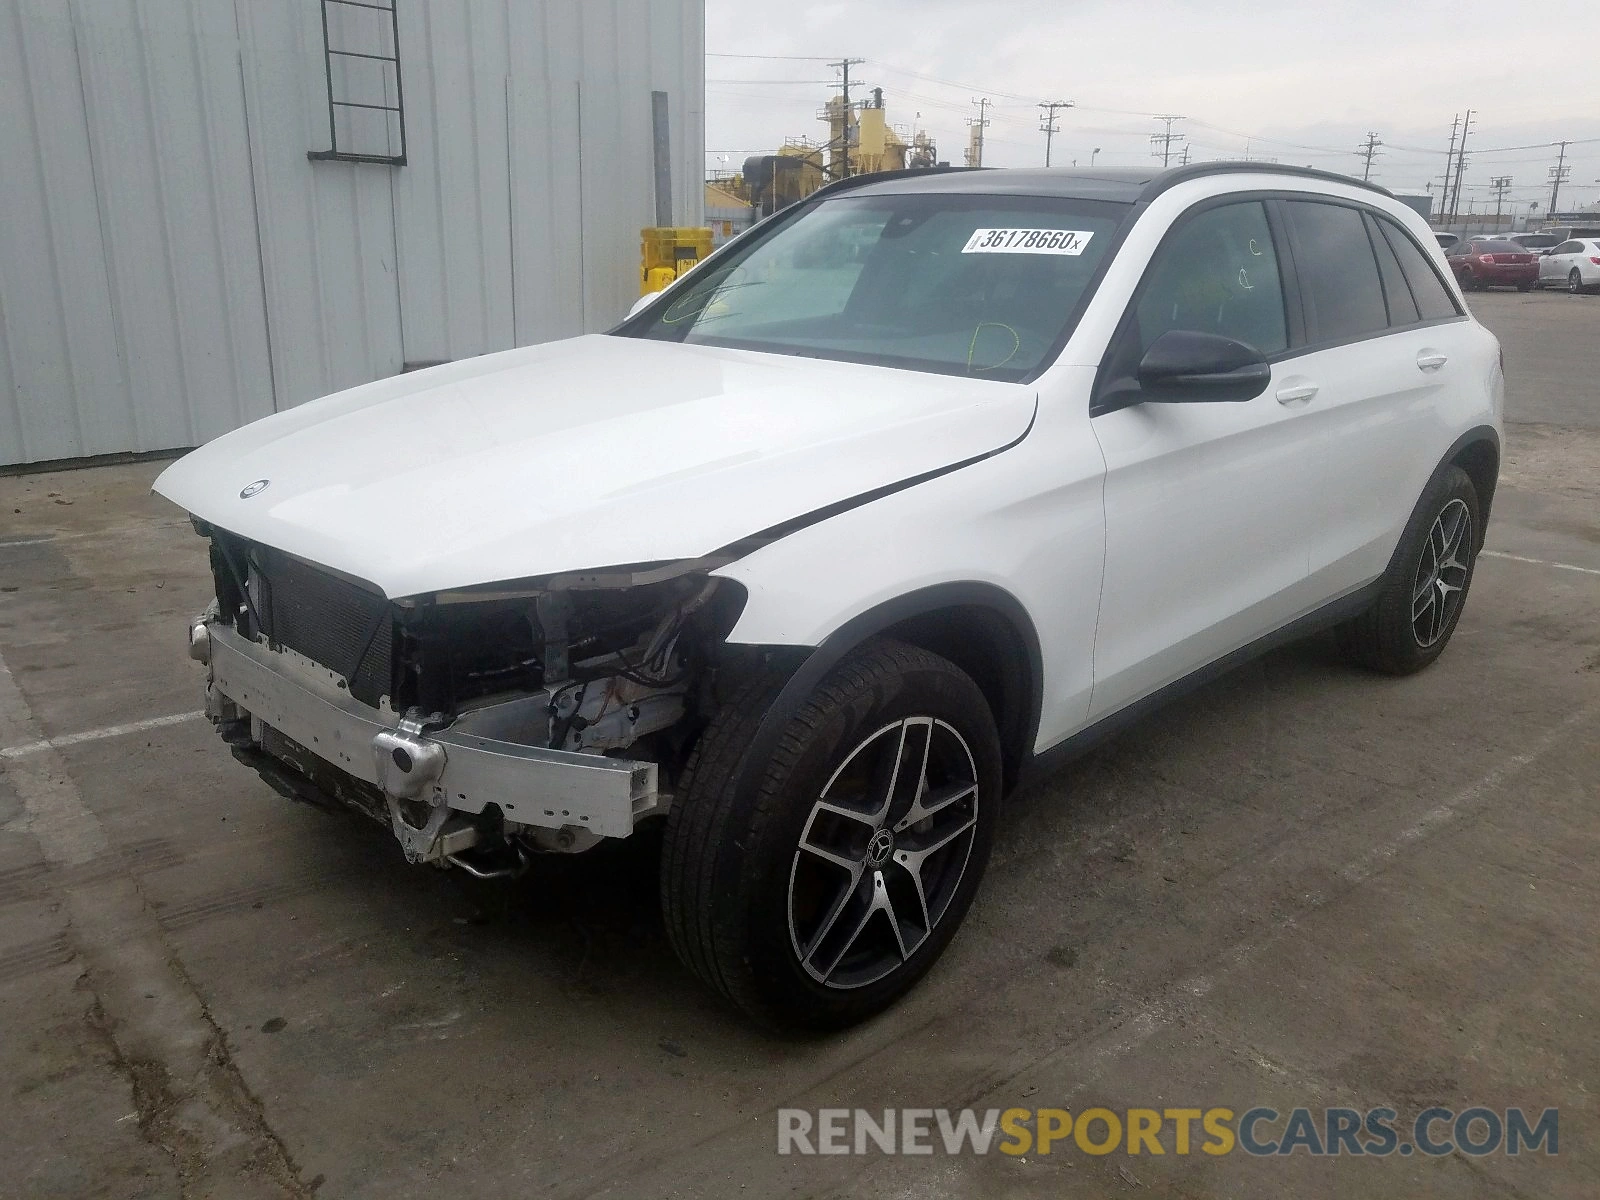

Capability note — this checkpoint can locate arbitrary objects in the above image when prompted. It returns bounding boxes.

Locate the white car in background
[155,163,1503,1030]
[1537,238,1600,293]
[1506,232,1563,256]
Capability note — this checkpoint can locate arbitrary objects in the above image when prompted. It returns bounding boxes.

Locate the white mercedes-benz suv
[155,163,1502,1030]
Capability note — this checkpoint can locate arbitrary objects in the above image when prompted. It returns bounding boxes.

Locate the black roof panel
[824,167,1155,203]
[812,162,1392,205]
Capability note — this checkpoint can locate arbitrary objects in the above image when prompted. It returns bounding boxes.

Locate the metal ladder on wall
[307,0,407,165]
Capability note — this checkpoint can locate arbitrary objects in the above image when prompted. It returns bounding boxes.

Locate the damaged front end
[192,523,748,874]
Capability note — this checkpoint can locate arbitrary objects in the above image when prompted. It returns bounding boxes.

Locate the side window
[1287,201,1388,342]
[1554,241,1582,255]
[1364,213,1420,326]
[1131,200,1288,356]
[1377,217,1461,321]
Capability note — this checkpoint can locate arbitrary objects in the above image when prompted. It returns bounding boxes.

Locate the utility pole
[967,97,991,167]
[1150,115,1186,168]
[1490,175,1512,226]
[829,58,865,178]
[1179,143,1191,167]
[1439,114,1461,220]
[1358,131,1383,182]
[1448,109,1475,225]
[1038,100,1073,168]
[1548,141,1572,218]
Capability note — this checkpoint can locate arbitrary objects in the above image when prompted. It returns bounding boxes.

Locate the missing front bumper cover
[203,622,662,864]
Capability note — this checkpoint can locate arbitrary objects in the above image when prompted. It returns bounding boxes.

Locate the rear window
[1285,200,1388,342]
[1375,217,1461,322]
[1475,240,1524,254]
[1514,234,1560,249]
[1364,213,1419,326]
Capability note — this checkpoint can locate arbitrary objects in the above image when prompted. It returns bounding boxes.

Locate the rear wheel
[1337,465,1481,675]
[660,639,1000,1030]
[1516,281,1533,293]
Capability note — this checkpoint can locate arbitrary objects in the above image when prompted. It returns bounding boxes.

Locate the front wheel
[661,639,1001,1030]
[1336,465,1481,675]
[1571,268,1588,295]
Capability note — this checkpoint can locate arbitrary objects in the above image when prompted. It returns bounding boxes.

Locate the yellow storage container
[641,227,714,294]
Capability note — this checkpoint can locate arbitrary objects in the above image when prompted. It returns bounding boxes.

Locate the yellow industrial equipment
[739,88,940,218]
[640,226,713,295]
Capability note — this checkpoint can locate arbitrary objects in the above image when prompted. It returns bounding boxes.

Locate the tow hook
[188,602,219,664]
[372,712,474,864]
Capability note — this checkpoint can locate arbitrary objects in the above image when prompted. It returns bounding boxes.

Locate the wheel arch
[725,582,1044,798]
[1445,425,1500,545]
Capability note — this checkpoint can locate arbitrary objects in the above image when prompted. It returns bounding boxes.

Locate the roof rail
[1141,161,1394,201]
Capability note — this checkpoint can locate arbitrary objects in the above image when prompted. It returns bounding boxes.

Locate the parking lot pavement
[2,305,1597,1198]
[1468,289,1599,430]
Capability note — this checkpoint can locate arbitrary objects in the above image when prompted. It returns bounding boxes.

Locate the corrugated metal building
[0,0,704,467]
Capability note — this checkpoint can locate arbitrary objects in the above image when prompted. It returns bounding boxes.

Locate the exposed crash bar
[206,624,660,840]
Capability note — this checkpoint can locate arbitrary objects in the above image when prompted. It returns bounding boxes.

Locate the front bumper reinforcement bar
[203,623,660,861]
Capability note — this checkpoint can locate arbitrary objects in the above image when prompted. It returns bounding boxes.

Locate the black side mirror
[1135,330,1272,403]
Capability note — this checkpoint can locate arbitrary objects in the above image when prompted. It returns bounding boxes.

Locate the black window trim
[1091,189,1468,415]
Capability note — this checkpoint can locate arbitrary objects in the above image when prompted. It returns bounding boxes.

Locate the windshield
[618,192,1129,380]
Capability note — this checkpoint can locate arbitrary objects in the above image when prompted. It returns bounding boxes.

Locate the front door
[1540,241,1582,286]
[1089,198,1322,719]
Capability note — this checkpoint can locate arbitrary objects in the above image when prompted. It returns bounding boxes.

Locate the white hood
[153,335,1035,598]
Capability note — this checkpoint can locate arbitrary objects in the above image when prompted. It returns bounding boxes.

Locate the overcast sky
[704,0,1600,218]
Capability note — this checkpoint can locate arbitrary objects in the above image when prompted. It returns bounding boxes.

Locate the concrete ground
[1,289,1596,1199]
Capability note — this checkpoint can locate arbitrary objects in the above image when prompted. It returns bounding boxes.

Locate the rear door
[1088,197,1325,718]
[1280,201,1472,594]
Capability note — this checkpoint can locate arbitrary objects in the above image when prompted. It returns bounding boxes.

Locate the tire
[1570,269,1585,295]
[1516,282,1533,293]
[1336,465,1481,675]
[660,638,1001,1030]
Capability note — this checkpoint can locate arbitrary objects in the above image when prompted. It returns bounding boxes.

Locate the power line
[967,97,991,167]
[1358,131,1383,182]
[706,51,835,61]
[1438,115,1461,217]
[1489,175,1512,224]
[1038,100,1073,168]
[1448,109,1475,222]
[1548,141,1572,215]
[864,58,1039,105]
[1150,115,1186,168]
[828,58,865,178]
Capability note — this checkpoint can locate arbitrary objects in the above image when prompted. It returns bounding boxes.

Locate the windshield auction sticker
[961,228,1095,255]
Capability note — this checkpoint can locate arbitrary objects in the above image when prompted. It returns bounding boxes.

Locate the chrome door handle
[1275,383,1319,405]
[1417,351,1448,371]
